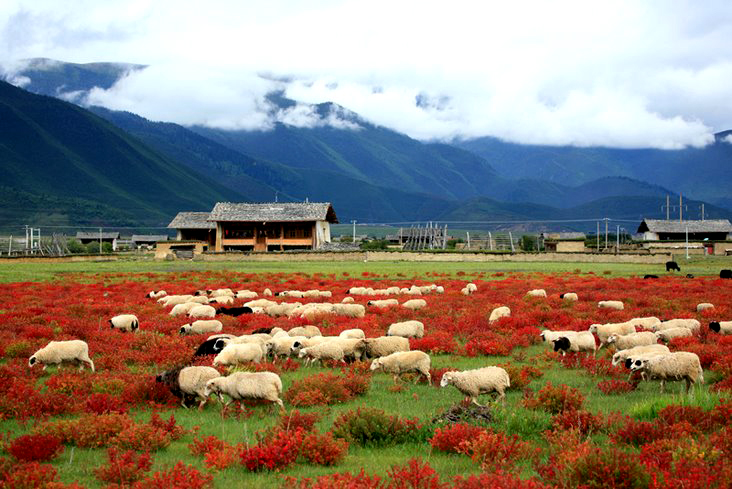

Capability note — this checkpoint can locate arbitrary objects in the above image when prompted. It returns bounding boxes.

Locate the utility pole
[679,194,683,222]
[616,225,620,253]
[701,203,705,221]
[351,220,356,244]
[596,221,600,252]
[666,195,670,220]
[604,218,608,251]
[99,227,103,254]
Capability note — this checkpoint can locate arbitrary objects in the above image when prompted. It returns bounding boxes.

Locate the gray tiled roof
[167,212,215,229]
[542,232,586,240]
[208,202,338,223]
[637,219,732,234]
[76,231,120,240]
[131,235,169,243]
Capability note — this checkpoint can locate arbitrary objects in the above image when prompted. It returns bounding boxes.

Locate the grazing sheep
[367,299,399,308]
[540,330,580,344]
[697,303,714,312]
[341,296,355,304]
[370,351,431,384]
[287,325,322,338]
[461,287,471,296]
[210,288,235,298]
[339,328,366,339]
[156,366,197,408]
[629,317,662,331]
[276,290,304,298]
[159,295,194,306]
[655,327,693,343]
[236,290,258,299]
[386,320,425,339]
[109,314,139,332]
[363,336,410,359]
[204,372,284,410]
[621,350,673,381]
[265,336,307,360]
[289,337,331,355]
[193,337,227,357]
[606,331,658,350]
[331,303,366,318]
[325,338,366,362]
[298,342,345,366]
[611,344,670,367]
[526,289,547,298]
[263,288,273,296]
[146,290,167,299]
[188,305,217,319]
[158,366,220,410]
[435,286,445,294]
[552,332,597,356]
[402,299,427,310]
[180,320,223,336]
[709,321,732,334]
[489,306,511,323]
[244,299,278,309]
[588,322,636,349]
[218,306,254,317]
[440,367,510,405]
[29,340,94,372]
[209,296,234,305]
[466,283,478,293]
[630,352,703,393]
[560,293,578,301]
[598,300,624,310]
[170,302,198,317]
[186,296,210,304]
[665,261,681,272]
[653,319,701,332]
[213,343,264,366]
[266,302,303,318]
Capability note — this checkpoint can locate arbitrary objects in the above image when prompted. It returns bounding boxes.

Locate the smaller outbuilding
[131,235,169,249]
[541,232,586,253]
[167,212,216,248]
[76,231,120,251]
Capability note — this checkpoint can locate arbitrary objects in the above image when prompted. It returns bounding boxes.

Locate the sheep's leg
[424,371,432,385]
[659,380,665,393]
[685,378,692,395]
[471,397,484,407]
[394,374,400,384]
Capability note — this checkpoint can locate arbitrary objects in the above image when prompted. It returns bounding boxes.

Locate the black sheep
[720,269,732,279]
[193,338,226,357]
[218,306,253,317]
[155,366,197,408]
[665,261,681,272]
[710,321,722,333]
[552,337,571,353]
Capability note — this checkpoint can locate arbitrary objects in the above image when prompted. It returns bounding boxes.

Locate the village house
[541,232,586,253]
[75,231,120,251]
[637,219,732,255]
[167,212,216,247]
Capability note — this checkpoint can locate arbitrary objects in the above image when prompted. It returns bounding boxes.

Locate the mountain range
[2,58,731,232]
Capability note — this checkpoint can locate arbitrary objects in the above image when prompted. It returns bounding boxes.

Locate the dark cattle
[218,306,253,317]
[552,337,571,353]
[643,274,659,279]
[666,261,681,272]
[193,338,226,357]
[156,366,197,408]
[721,269,732,279]
[251,327,273,335]
[710,321,721,333]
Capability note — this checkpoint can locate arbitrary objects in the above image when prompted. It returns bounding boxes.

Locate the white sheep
[177,366,220,410]
[204,372,284,410]
[170,302,198,317]
[180,320,223,335]
[341,296,355,304]
[606,331,658,350]
[655,327,693,343]
[159,295,194,306]
[213,343,264,366]
[386,320,425,339]
[709,321,732,334]
[266,302,303,317]
[28,340,94,372]
[629,317,662,331]
[588,322,636,349]
[363,336,410,359]
[210,288,235,298]
[298,342,345,366]
[611,344,670,366]
[489,306,511,323]
[209,296,234,305]
[263,288,273,296]
[265,336,307,360]
[653,319,701,332]
[288,325,322,338]
[236,290,258,299]
[289,336,331,355]
[188,305,216,319]
[402,299,427,310]
[552,332,597,356]
[186,296,210,304]
[598,300,624,310]
[244,299,278,309]
[526,289,547,298]
[466,283,478,293]
[560,293,578,301]
[630,352,704,394]
[540,330,580,343]
[440,366,510,405]
[323,338,366,361]
[331,303,366,318]
[367,299,399,308]
[338,328,365,340]
[435,286,445,294]
[109,314,139,332]
[697,303,714,312]
[370,351,431,384]
[146,290,167,299]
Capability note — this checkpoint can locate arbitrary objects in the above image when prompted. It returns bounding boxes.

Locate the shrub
[386,458,444,489]
[429,423,487,453]
[188,436,229,456]
[300,431,349,466]
[188,435,239,471]
[1,461,59,489]
[284,469,383,489]
[85,392,128,414]
[37,413,133,448]
[459,430,539,472]
[239,429,303,471]
[522,382,584,414]
[132,461,213,488]
[452,472,551,489]
[552,410,605,435]
[612,418,667,446]
[110,423,172,451]
[6,434,64,462]
[279,410,323,432]
[499,363,544,390]
[285,372,370,406]
[331,407,429,447]
[94,447,153,486]
[148,413,188,441]
[597,379,638,395]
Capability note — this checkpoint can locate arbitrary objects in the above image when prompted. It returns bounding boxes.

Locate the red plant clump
[93,447,153,486]
[597,379,638,395]
[522,382,585,414]
[239,428,304,471]
[110,423,172,451]
[279,410,323,432]
[188,435,240,471]
[331,407,428,447]
[285,372,371,406]
[458,430,539,472]
[429,423,487,453]
[1,461,60,489]
[300,431,349,466]
[552,410,606,435]
[410,331,457,354]
[6,434,64,462]
[131,461,213,489]
[452,472,551,489]
[85,392,128,414]
[386,458,445,489]
[37,413,134,448]
[499,363,544,389]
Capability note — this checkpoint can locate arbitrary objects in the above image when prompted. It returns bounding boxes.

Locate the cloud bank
[2,0,732,148]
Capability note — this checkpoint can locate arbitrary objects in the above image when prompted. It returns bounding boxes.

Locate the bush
[6,434,64,462]
[285,372,370,407]
[300,431,349,466]
[110,423,172,451]
[1,461,59,489]
[429,423,487,453]
[386,458,444,489]
[552,410,605,435]
[459,430,539,472]
[188,435,239,471]
[597,379,638,395]
[239,429,304,472]
[37,413,133,448]
[279,410,323,432]
[331,407,429,447]
[522,382,585,414]
[543,445,652,489]
[132,462,213,489]
[94,447,153,486]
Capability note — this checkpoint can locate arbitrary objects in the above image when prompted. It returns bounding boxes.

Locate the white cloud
[724,135,732,144]
[2,0,732,148]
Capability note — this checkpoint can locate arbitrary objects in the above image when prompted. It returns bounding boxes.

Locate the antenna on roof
[275,191,278,203]
[305,197,309,203]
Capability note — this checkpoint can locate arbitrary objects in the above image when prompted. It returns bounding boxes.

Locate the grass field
[1,258,731,488]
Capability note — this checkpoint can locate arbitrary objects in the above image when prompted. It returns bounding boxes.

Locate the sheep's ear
[29,356,36,365]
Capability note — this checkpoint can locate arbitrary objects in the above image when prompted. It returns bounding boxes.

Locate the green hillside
[0,81,243,227]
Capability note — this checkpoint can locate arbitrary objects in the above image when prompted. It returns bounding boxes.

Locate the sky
[1,0,732,149]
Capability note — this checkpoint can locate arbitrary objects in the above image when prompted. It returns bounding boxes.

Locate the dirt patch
[431,403,493,425]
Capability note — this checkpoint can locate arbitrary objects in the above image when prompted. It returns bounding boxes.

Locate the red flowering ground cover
[0,269,732,487]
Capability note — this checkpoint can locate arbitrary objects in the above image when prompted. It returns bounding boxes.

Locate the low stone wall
[0,254,120,263]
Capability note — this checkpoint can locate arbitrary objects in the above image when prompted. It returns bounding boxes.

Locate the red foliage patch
[93,447,153,486]
[429,423,487,453]
[6,434,64,462]
[522,382,585,414]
